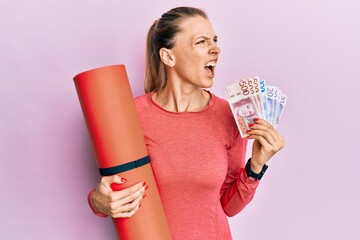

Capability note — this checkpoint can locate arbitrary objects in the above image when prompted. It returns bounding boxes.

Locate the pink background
[1,0,359,239]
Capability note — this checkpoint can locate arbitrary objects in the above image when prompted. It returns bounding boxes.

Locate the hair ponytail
[144,7,208,93]
[144,20,166,93]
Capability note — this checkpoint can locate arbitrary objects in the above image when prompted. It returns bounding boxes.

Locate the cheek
[177,60,203,77]
[181,51,204,68]
[176,54,195,69]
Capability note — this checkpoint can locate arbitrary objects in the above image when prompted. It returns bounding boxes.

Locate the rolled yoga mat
[73,64,171,240]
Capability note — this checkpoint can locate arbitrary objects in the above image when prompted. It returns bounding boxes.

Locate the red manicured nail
[254,118,260,122]
[142,181,147,186]
[139,203,142,208]
[142,193,147,199]
[249,124,254,127]
[246,130,252,133]
[121,178,127,182]
[144,185,149,190]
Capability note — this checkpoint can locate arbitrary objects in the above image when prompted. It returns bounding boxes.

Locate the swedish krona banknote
[225,77,287,138]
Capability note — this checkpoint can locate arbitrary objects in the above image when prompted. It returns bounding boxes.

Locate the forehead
[176,16,216,40]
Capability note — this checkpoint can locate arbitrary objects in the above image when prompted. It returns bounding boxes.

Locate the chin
[203,80,214,88]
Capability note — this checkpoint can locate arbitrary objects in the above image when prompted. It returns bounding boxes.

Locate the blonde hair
[144,7,208,93]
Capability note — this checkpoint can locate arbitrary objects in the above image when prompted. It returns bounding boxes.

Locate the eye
[214,37,218,43]
[196,40,206,44]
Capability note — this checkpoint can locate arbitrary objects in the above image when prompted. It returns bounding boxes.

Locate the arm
[221,118,285,217]
[220,133,259,217]
[220,168,259,217]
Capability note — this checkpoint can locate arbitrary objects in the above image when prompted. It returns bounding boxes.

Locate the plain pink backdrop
[1,0,359,239]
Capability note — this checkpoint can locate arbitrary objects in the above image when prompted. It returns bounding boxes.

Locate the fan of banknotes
[225,77,287,138]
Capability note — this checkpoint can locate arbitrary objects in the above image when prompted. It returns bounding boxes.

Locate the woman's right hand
[90,175,148,218]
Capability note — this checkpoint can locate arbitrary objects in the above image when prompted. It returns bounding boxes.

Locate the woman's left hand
[247,118,285,173]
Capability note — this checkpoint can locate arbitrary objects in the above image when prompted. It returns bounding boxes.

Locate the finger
[118,191,146,213]
[254,118,285,146]
[111,175,127,184]
[112,183,148,209]
[248,128,277,147]
[112,201,142,218]
[274,131,285,148]
[109,190,146,217]
[250,120,275,133]
[100,175,127,191]
[112,181,147,200]
[253,118,272,127]
[249,122,281,146]
[104,181,146,208]
[249,130,283,153]
[248,134,274,152]
[272,131,285,150]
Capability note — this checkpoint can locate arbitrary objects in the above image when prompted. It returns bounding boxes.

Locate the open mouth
[204,61,216,76]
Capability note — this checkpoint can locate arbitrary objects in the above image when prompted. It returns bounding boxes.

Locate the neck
[153,80,211,112]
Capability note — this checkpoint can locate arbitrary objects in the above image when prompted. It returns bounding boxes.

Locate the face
[165,16,221,89]
[237,103,255,117]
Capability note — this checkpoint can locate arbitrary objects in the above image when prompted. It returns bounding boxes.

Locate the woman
[88,6,284,239]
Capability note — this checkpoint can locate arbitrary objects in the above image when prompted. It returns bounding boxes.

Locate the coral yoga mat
[73,64,171,240]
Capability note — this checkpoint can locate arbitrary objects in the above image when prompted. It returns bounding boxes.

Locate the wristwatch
[245,158,268,180]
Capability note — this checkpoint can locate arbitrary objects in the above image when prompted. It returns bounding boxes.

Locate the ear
[159,48,175,67]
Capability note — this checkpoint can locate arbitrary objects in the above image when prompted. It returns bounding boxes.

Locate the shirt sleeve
[220,129,260,217]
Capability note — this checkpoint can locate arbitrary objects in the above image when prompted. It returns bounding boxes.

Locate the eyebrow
[194,35,218,41]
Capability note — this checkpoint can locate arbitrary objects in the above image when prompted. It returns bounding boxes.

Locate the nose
[210,44,221,55]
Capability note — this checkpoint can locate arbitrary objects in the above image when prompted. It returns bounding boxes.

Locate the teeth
[205,61,216,67]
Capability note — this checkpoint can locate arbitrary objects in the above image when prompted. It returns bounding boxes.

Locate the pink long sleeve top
[133,92,260,239]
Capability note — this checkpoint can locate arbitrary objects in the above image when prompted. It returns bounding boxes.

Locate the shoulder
[210,93,241,146]
[134,93,150,114]
[212,94,230,110]
[211,93,234,124]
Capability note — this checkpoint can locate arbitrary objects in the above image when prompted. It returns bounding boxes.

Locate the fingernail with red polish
[249,124,254,127]
[254,118,259,122]
[144,185,149,190]
[121,178,127,182]
[139,203,142,208]
[142,193,147,199]
[246,130,252,133]
[142,181,147,186]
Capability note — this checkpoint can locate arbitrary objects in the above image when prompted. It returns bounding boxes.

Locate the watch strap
[245,158,268,180]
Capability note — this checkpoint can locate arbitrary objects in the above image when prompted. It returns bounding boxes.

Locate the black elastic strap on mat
[99,156,150,176]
